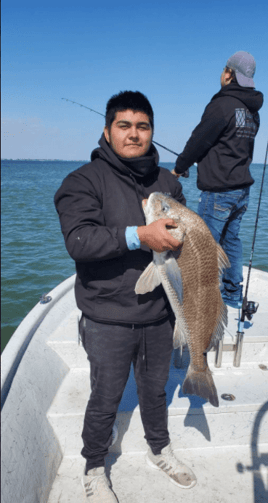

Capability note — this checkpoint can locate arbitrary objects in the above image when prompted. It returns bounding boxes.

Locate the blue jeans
[198,188,250,301]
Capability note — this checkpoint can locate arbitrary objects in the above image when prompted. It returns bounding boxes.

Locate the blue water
[1,159,267,351]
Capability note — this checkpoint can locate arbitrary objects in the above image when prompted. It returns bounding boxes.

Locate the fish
[135,192,230,407]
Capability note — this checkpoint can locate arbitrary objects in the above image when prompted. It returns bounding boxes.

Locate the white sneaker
[146,444,197,489]
[82,466,118,502]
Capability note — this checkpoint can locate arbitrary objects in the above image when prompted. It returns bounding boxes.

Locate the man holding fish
[173,51,263,310]
[55,90,198,502]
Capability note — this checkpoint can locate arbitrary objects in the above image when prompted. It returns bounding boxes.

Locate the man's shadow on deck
[236,400,268,503]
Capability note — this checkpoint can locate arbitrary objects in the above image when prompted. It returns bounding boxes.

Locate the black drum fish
[135,192,230,407]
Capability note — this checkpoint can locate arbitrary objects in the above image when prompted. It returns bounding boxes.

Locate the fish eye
[161,201,170,212]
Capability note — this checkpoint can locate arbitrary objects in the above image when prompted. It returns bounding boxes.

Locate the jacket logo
[235,108,246,127]
[235,108,258,139]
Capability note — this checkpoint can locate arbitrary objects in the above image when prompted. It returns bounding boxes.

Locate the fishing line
[61,98,180,156]
[62,98,266,291]
[240,140,268,323]
[62,99,105,117]
[233,140,267,367]
[62,98,190,177]
[62,98,266,363]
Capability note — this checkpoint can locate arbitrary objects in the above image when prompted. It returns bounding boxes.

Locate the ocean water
[1,159,267,352]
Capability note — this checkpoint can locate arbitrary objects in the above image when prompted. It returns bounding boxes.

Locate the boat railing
[1,274,76,409]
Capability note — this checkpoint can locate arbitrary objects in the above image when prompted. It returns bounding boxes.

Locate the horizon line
[1,158,174,163]
[1,158,263,165]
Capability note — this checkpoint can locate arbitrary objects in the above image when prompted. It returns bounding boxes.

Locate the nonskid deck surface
[46,267,268,502]
[47,446,267,503]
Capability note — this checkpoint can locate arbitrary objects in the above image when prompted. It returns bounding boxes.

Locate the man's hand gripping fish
[135,192,230,407]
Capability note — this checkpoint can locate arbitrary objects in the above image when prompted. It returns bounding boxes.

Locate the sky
[1,0,268,163]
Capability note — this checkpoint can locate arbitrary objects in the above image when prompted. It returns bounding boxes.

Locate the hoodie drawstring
[128,172,147,224]
[142,326,147,370]
[132,323,147,370]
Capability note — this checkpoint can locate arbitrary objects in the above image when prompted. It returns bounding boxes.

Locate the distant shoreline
[1,159,263,165]
[1,158,89,162]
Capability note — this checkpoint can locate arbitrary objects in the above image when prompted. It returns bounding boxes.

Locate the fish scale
[135,192,230,407]
[180,230,221,354]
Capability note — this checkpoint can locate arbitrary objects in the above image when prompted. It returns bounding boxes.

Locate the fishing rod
[234,140,268,366]
[61,98,189,177]
[62,98,105,118]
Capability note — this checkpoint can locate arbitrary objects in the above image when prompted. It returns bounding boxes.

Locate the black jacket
[54,134,186,324]
[175,83,263,191]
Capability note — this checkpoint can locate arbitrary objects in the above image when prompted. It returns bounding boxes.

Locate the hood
[212,83,264,114]
[91,133,160,179]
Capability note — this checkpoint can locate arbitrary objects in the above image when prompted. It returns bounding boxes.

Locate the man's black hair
[105,91,154,130]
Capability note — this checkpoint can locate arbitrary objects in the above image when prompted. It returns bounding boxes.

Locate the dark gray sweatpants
[79,315,174,471]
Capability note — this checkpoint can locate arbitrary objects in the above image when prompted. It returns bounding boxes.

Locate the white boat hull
[1,268,268,502]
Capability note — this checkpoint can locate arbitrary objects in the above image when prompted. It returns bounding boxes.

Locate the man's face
[104,109,153,158]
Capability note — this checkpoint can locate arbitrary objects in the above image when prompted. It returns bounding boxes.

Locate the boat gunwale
[1,266,267,410]
[1,274,76,409]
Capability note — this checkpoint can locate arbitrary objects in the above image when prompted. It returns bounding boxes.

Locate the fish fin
[207,296,228,351]
[173,318,188,349]
[182,363,219,407]
[217,244,230,277]
[202,244,229,351]
[165,255,183,304]
[135,262,161,294]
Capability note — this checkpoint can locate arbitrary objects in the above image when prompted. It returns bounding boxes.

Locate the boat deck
[2,267,268,503]
[46,268,268,503]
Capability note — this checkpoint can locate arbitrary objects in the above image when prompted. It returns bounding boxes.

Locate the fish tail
[182,365,219,407]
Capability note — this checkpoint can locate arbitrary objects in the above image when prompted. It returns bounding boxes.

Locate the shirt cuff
[125,226,141,250]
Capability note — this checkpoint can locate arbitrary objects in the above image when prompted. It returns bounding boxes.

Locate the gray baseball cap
[226,51,256,88]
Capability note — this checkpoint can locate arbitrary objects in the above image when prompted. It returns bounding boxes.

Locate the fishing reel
[243,300,259,321]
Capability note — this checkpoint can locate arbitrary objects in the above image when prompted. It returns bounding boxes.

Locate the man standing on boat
[173,51,263,309]
[54,91,196,502]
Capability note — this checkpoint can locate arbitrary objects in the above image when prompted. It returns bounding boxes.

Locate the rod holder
[214,338,223,368]
[233,330,244,367]
[174,346,184,369]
